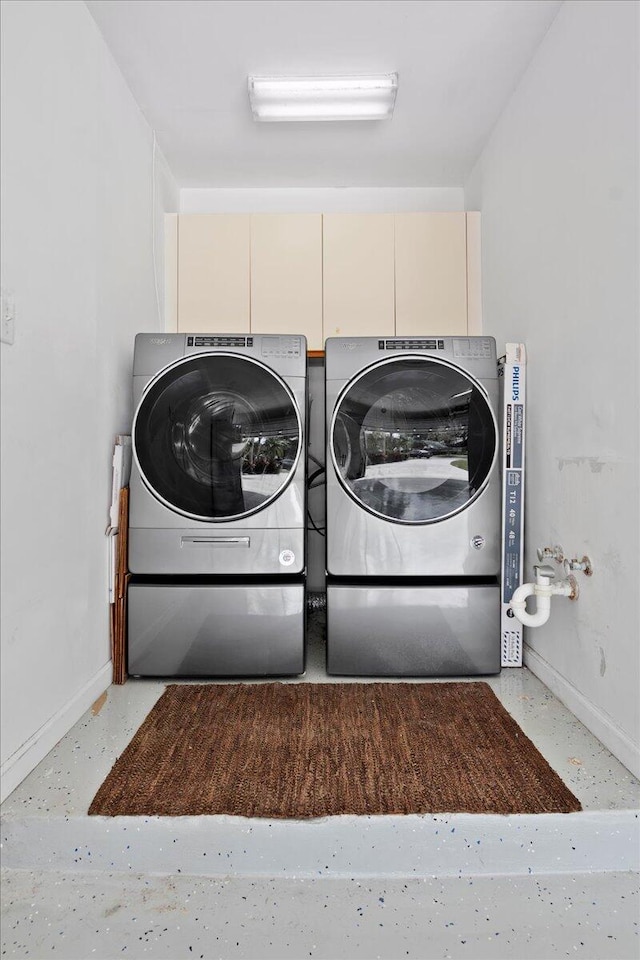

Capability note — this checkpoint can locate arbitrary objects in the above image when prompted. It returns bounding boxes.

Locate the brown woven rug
[89,682,581,818]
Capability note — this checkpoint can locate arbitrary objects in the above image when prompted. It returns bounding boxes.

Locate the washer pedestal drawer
[128,581,305,677]
[326,582,500,677]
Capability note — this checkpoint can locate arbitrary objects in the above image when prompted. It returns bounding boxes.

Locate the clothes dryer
[325,335,501,676]
[128,333,307,677]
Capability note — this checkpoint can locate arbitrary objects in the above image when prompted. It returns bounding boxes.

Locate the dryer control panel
[453,338,494,359]
[379,338,445,351]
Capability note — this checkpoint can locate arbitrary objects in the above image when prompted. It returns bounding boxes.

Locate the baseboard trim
[1,662,112,804]
[524,645,640,780]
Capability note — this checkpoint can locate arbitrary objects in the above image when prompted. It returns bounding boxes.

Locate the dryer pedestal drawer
[128,582,305,677]
[327,582,500,677]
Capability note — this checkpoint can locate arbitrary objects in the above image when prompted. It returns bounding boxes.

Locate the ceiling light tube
[248,73,398,122]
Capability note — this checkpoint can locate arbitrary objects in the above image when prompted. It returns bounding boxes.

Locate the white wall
[465,0,639,776]
[180,187,465,213]
[0,0,178,800]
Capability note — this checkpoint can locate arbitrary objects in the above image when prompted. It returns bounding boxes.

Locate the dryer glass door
[134,353,302,521]
[331,357,496,524]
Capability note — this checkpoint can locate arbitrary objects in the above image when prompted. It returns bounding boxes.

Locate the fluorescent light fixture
[248,73,398,122]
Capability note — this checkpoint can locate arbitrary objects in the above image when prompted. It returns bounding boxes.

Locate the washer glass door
[331,357,496,523]
[134,353,302,521]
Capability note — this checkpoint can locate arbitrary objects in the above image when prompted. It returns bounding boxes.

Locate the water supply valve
[563,555,594,577]
[536,545,565,564]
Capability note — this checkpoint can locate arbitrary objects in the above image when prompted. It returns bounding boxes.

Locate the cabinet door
[177,214,250,332]
[465,212,483,335]
[395,213,467,337]
[323,214,395,340]
[250,214,322,349]
[164,213,178,332]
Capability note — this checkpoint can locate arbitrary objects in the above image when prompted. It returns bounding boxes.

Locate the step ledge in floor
[2,809,638,879]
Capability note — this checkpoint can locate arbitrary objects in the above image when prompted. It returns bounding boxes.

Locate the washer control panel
[186,336,253,348]
[261,336,303,359]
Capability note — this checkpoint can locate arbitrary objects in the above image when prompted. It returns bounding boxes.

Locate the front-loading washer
[127,332,307,677]
[325,335,501,676]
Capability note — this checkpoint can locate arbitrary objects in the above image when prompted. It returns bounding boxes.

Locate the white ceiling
[86,0,562,189]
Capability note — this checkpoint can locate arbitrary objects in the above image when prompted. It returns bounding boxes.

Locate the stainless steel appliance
[325,335,501,676]
[128,333,307,676]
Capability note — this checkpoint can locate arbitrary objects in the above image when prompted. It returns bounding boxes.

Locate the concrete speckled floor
[2,870,638,959]
[3,612,638,818]
[2,613,639,959]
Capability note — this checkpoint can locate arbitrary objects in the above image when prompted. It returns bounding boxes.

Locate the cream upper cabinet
[394,213,468,337]
[323,214,395,340]
[465,212,483,336]
[173,211,481,346]
[177,214,250,332]
[250,214,323,349]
